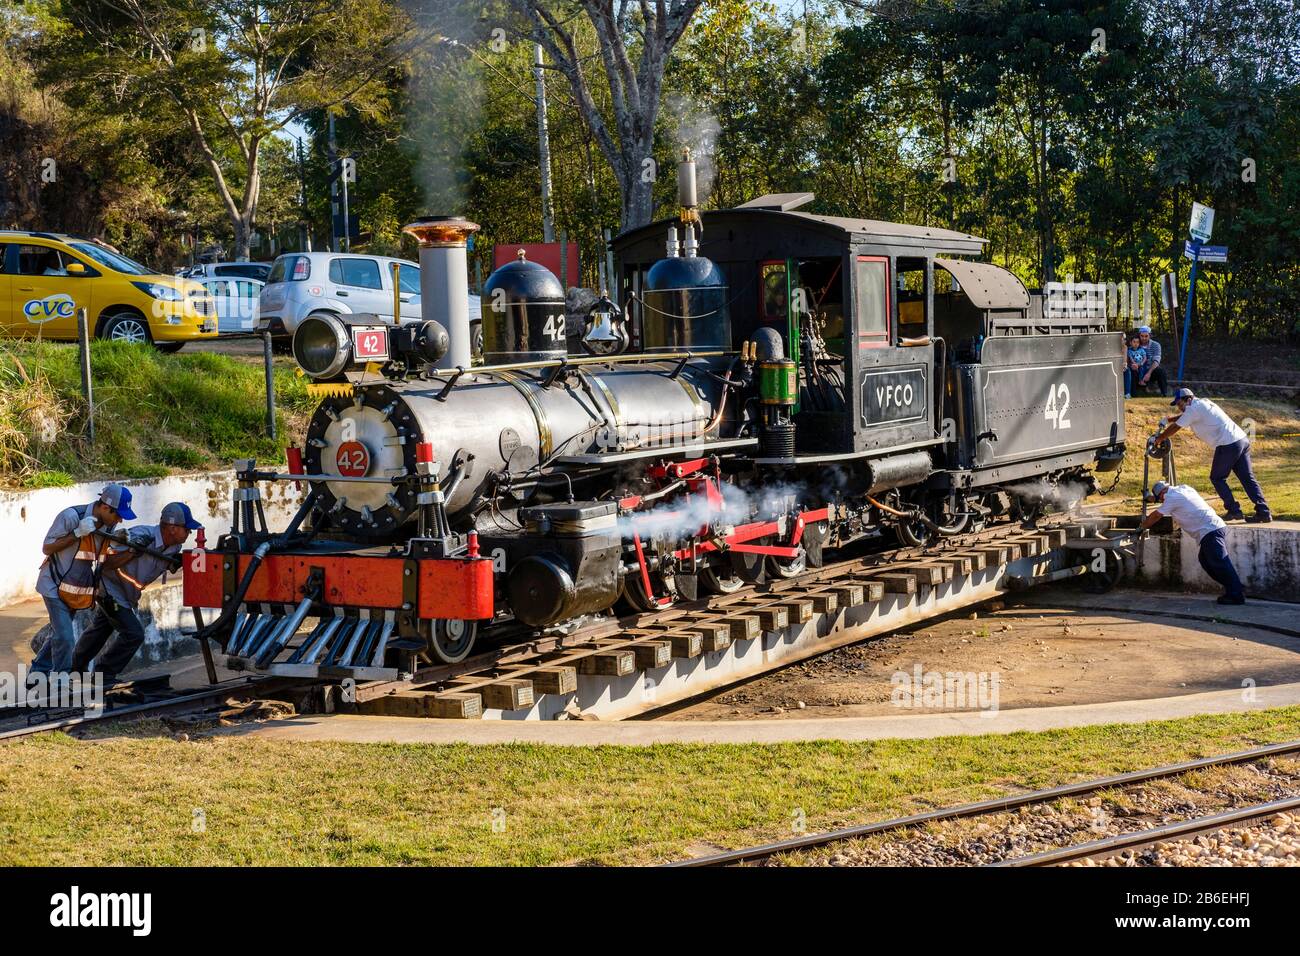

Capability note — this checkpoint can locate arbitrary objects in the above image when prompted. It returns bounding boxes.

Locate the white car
[258,251,479,338]
[180,261,272,283]
[258,252,421,337]
[198,277,263,333]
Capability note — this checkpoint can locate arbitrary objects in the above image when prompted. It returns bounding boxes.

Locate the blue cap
[160,501,201,530]
[1152,480,1169,498]
[1171,387,1195,407]
[99,484,136,520]
[1137,325,1151,334]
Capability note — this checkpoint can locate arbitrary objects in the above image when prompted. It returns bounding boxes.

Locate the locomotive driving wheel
[623,569,677,612]
[766,549,807,579]
[699,556,746,594]
[423,619,478,664]
[896,498,971,547]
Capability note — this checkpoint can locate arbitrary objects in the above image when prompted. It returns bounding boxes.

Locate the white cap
[1152,480,1170,498]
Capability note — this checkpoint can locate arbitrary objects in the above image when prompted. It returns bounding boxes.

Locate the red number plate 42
[336,441,370,477]
[353,326,390,361]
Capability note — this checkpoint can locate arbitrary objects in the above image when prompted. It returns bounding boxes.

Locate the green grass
[2,707,1300,865]
[1100,396,1300,519]
[0,340,315,489]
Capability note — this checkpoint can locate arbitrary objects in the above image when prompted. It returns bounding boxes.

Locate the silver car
[257,252,423,337]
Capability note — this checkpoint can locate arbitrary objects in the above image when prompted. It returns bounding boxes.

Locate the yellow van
[0,231,217,351]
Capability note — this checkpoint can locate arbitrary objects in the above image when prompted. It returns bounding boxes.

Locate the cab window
[896,258,928,342]
[760,263,789,327]
[329,258,382,290]
[855,256,890,348]
[796,257,846,353]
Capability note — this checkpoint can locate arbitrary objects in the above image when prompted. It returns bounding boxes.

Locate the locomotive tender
[183,158,1125,672]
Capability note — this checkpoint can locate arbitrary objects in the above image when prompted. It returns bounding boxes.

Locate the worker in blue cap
[71,501,203,686]
[1141,480,1245,604]
[1152,388,1271,523]
[31,484,134,677]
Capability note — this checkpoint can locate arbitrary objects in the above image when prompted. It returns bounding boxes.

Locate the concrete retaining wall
[6,470,306,670]
[30,577,200,672]
[0,469,305,611]
[1134,522,1300,602]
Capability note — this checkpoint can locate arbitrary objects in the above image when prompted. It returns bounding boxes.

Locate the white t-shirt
[1176,399,1246,448]
[1156,485,1226,544]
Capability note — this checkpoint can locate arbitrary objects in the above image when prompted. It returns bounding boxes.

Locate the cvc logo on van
[24,293,76,323]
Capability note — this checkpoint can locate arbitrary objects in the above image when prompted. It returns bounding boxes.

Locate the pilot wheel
[425,619,478,664]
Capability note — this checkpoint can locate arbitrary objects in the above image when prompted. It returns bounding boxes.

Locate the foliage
[5,0,1300,338]
[0,339,313,488]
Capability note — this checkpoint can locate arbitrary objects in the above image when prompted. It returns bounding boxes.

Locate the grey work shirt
[35,503,96,600]
[101,525,182,609]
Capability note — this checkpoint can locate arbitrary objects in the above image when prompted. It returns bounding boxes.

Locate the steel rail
[668,738,1300,866]
[0,675,287,742]
[995,794,1300,867]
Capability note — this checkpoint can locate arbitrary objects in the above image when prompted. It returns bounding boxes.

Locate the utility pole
[328,114,340,253]
[296,136,311,252]
[341,159,352,253]
[534,43,555,243]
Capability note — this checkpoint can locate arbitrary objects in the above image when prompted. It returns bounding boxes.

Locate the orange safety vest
[45,507,109,610]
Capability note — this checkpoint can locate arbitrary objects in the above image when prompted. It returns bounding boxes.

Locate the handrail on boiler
[422,349,733,399]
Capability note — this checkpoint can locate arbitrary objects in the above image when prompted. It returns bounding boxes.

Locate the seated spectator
[1124,332,1146,399]
[1135,326,1168,396]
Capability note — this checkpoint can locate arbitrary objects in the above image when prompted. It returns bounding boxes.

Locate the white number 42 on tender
[1044,382,1072,430]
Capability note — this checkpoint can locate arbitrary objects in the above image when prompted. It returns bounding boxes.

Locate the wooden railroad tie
[596,638,670,670]
[359,690,483,719]
[893,563,948,586]
[575,648,636,677]
[775,597,815,624]
[798,590,839,614]
[872,572,917,595]
[500,665,577,696]
[448,677,534,711]
[626,627,703,658]
[733,602,788,632]
[934,555,973,577]
[679,611,761,642]
[646,620,732,653]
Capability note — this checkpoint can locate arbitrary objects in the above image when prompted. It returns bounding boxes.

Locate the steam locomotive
[183,156,1126,673]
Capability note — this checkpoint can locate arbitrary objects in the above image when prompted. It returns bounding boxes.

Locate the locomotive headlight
[293,313,354,380]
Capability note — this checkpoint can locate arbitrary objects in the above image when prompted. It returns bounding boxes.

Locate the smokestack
[677,147,698,210]
[401,216,480,368]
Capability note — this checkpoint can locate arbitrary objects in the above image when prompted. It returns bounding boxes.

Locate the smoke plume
[662,93,721,205]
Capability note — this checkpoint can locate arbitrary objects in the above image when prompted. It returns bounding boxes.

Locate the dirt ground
[658,591,1300,721]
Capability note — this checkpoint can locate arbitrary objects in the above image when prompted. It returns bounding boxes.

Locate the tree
[41,0,412,259]
[504,0,706,230]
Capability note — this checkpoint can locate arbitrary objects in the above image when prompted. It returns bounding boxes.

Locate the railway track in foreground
[670,739,1300,867]
[0,675,293,742]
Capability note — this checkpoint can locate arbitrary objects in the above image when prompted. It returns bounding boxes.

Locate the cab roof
[615,205,987,256]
